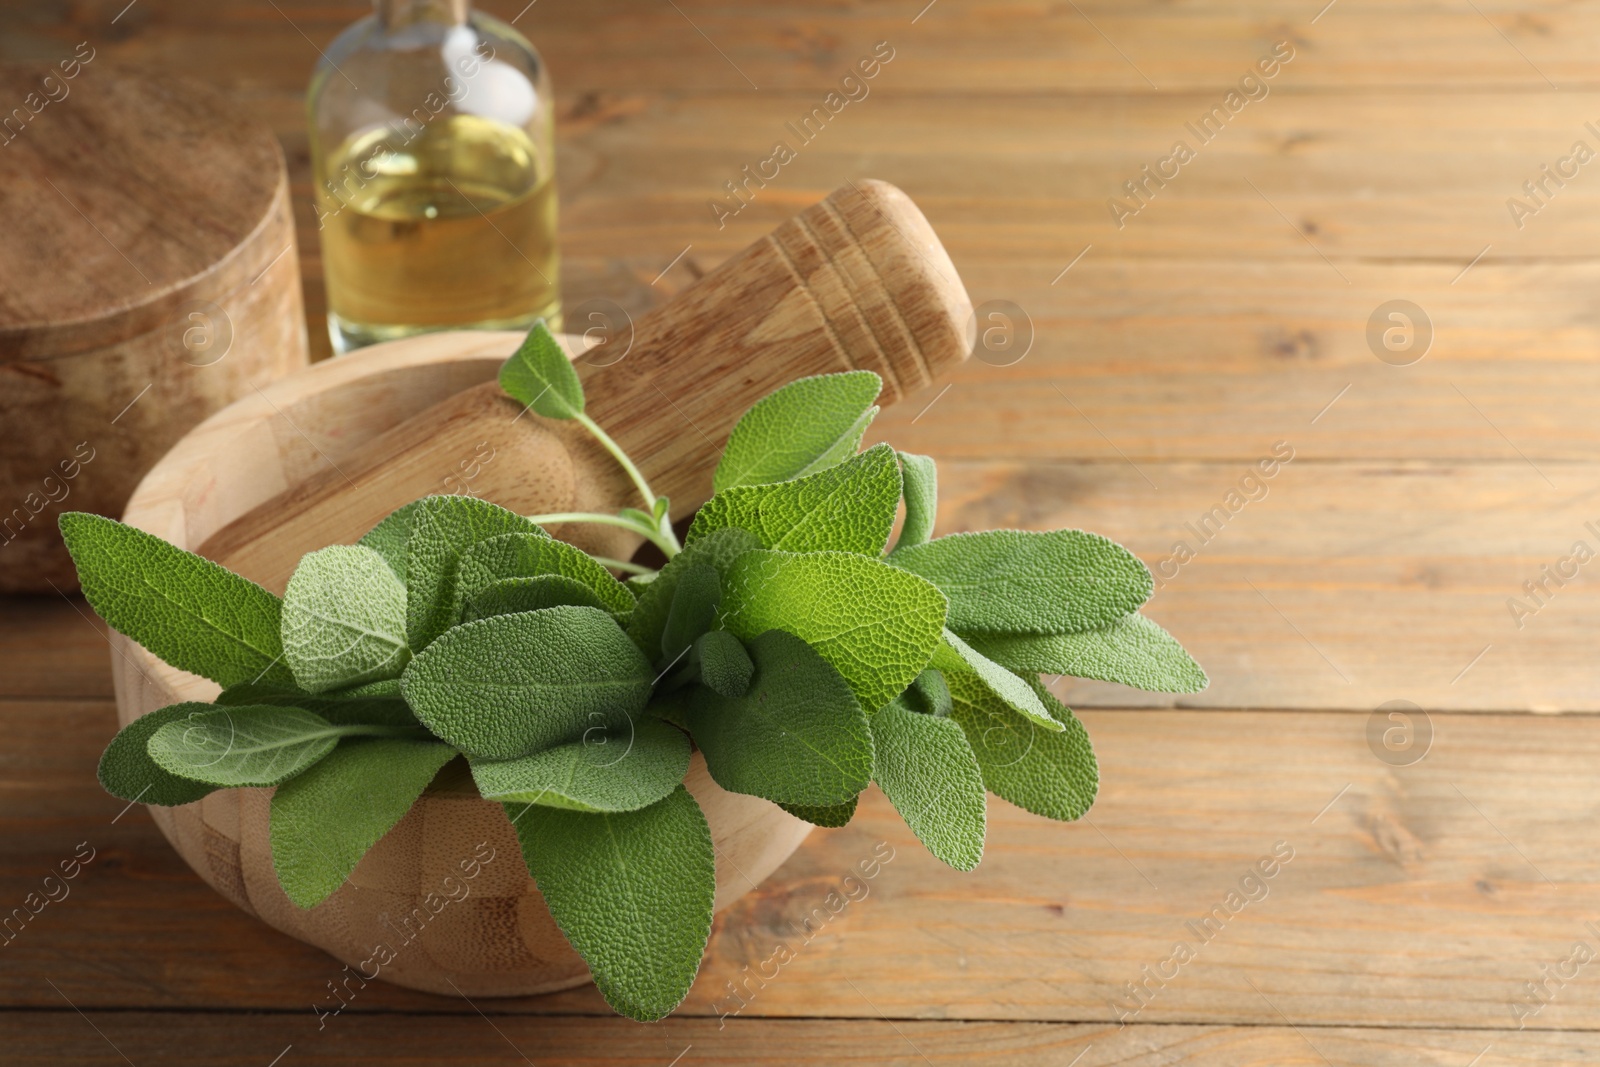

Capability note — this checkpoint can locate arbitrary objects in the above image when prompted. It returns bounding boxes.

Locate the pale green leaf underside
[147,705,342,787]
[98,702,220,806]
[499,320,585,419]
[505,786,715,1021]
[405,496,549,651]
[282,544,411,694]
[687,629,872,806]
[456,532,634,619]
[872,699,986,871]
[947,672,1098,822]
[721,549,947,714]
[471,716,689,813]
[713,370,881,492]
[59,512,293,689]
[931,629,1063,732]
[895,451,938,550]
[689,443,901,556]
[627,527,760,665]
[270,738,455,908]
[966,613,1209,694]
[889,529,1153,635]
[402,605,653,759]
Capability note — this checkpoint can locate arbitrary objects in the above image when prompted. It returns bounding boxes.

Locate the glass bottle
[307,0,560,353]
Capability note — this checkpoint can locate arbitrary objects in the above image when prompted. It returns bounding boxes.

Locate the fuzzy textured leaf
[686,629,872,806]
[472,717,689,813]
[627,527,760,664]
[402,606,653,759]
[98,702,220,806]
[505,786,714,1021]
[695,629,753,698]
[282,544,411,694]
[967,613,1209,693]
[660,562,720,664]
[890,529,1153,635]
[947,672,1098,822]
[463,575,611,622]
[780,797,858,827]
[689,443,901,556]
[405,496,549,650]
[59,512,293,689]
[216,682,416,728]
[721,549,946,714]
[931,629,1063,732]
[895,452,938,550]
[906,667,952,718]
[872,698,986,870]
[147,705,344,787]
[456,532,633,619]
[271,739,455,908]
[713,370,881,492]
[499,320,584,419]
[358,501,420,584]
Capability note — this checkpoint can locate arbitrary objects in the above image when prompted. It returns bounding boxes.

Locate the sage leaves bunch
[65,320,1205,1023]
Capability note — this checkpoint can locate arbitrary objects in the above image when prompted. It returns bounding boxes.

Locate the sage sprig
[64,319,1206,1023]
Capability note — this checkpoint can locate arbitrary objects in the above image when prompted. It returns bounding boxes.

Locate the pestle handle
[201,180,971,590]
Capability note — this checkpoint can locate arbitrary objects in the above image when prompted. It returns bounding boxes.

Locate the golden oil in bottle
[316,114,560,351]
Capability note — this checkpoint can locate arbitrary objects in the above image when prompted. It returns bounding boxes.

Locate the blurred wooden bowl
[110,331,811,997]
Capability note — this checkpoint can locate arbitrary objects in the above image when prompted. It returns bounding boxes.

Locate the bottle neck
[376,0,469,28]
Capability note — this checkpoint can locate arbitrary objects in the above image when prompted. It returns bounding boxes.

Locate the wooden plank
[0,598,114,700]
[10,696,1600,1032]
[0,1013,1590,1067]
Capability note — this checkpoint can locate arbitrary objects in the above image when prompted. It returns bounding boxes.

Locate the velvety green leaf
[217,682,416,728]
[499,319,584,419]
[966,614,1209,694]
[695,629,753,698]
[98,702,220,806]
[688,444,901,556]
[405,496,549,650]
[713,370,881,492]
[872,698,986,870]
[931,629,1063,732]
[282,544,410,694]
[947,672,1098,822]
[504,786,714,1021]
[661,563,720,664]
[890,529,1153,635]
[270,739,455,908]
[895,452,938,550]
[905,667,951,718]
[625,572,658,599]
[720,549,946,714]
[358,501,421,584]
[59,512,293,689]
[686,629,872,806]
[402,606,653,759]
[147,705,345,787]
[472,717,689,812]
[463,575,610,622]
[780,797,858,827]
[627,527,760,664]
[456,533,633,620]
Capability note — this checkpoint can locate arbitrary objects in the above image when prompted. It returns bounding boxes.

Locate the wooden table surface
[7,0,1600,1063]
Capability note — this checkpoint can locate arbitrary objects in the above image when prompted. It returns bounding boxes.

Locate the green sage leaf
[895,452,938,550]
[660,562,720,664]
[780,797,858,827]
[358,500,421,584]
[98,702,221,806]
[270,738,455,908]
[713,370,881,492]
[872,698,986,870]
[499,319,584,419]
[966,613,1208,693]
[147,705,346,787]
[890,529,1152,635]
[59,512,293,689]
[931,629,1063,732]
[472,717,689,813]
[405,495,549,651]
[686,629,872,807]
[689,443,901,556]
[217,682,416,728]
[463,575,611,622]
[282,544,410,694]
[627,527,760,664]
[456,532,633,620]
[905,667,951,718]
[947,672,1098,822]
[694,629,753,698]
[720,549,946,714]
[401,606,653,759]
[504,786,714,1021]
